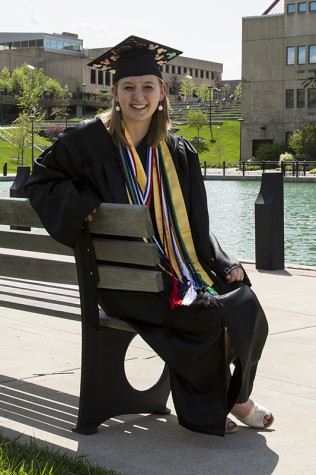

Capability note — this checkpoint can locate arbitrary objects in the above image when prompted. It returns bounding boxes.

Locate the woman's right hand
[84,209,97,222]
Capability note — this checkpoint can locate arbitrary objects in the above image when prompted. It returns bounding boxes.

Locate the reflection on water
[1,179,315,267]
[205,180,316,267]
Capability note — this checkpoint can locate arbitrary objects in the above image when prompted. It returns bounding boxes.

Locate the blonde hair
[103,78,171,148]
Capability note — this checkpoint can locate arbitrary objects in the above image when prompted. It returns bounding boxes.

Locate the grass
[0,433,120,475]
[0,120,241,175]
[175,120,240,166]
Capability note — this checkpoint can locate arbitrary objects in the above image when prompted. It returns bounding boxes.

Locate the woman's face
[112,75,166,128]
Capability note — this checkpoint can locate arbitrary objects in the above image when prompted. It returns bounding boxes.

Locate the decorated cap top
[87,35,183,83]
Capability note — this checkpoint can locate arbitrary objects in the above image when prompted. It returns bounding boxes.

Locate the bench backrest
[0,197,163,293]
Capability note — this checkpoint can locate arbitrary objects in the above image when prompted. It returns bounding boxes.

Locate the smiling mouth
[131,104,148,110]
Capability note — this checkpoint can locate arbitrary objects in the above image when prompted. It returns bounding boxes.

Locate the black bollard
[255,172,284,270]
[3,163,7,176]
[10,166,31,230]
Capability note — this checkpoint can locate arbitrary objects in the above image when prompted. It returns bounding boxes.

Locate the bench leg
[73,326,170,435]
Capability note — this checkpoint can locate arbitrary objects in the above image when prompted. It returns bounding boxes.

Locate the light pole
[64,112,70,128]
[208,86,215,143]
[0,89,3,127]
[82,83,86,117]
[237,118,244,164]
[27,64,35,113]
[28,115,36,170]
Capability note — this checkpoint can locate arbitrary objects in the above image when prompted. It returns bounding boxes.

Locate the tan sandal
[225,417,238,434]
[232,401,274,428]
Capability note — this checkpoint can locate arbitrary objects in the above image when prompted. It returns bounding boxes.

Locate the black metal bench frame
[0,197,170,435]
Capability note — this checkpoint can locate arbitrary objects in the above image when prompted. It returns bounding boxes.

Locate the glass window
[286,89,294,108]
[309,45,316,63]
[310,1,316,10]
[44,39,50,48]
[195,69,199,77]
[308,88,316,106]
[165,65,169,73]
[298,46,306,64]
[51,40,58,49]
[177,66,181,74]
[90,69,96,84]
[298,2,307,11]
[36,39,44,47]
[287,46,295,64]
[98,70,103,85]
[172,65,176,74]
[297,89,305,107]
[287,3,295,13]
[21,40,28,48]
[0,43,5,50]
[201,70,204,78]
[105,71,110,86]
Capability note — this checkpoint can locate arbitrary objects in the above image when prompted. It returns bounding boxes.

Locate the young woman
[25,36,273,436]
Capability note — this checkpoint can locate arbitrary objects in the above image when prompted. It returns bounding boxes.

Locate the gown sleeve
[175,136,250,285]
[25,127,102,248]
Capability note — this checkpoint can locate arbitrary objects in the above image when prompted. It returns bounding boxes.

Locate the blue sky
[1,0,272,79]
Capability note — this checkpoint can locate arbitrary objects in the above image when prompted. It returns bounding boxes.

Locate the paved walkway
[0,263,315,474]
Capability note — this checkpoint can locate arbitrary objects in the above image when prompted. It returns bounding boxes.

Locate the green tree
[180,76,196,101]
[196,81,211,101]
[289,123,316,158]
[214,142,227,165]
[255,142,290,162]
[0,67,11,90]
[187,110,208,140]
[10,113,32,165]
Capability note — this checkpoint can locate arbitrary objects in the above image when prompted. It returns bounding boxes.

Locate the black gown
[25,117,268,437]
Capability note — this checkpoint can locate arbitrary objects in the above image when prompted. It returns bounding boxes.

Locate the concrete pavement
[0,262,315,474]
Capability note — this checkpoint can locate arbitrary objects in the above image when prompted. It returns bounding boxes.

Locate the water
[1,179,315,267]
[205,180,316,267]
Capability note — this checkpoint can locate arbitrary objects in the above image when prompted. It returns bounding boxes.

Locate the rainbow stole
[117,128,217,309]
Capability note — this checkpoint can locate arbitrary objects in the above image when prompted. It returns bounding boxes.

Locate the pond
[1,178,315,267]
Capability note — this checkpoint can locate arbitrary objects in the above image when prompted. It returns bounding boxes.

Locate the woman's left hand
[226,267,244,283]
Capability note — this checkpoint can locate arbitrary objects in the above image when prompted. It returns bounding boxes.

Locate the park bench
[0,197,170,435]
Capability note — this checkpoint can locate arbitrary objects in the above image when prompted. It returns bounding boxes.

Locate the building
[241,0,316,160]
[0,32,223,100]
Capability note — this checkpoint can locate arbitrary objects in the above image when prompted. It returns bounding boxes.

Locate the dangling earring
[115,104,121,112]
[158,103,163,111]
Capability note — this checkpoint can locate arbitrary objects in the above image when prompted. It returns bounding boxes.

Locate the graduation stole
[117,126,217,308]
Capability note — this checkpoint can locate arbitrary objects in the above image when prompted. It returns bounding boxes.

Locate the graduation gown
[25,117,268,437]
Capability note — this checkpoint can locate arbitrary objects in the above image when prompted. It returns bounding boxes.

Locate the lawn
[0,433,120,474]
[175,120,240,166]
[0,120,241,175]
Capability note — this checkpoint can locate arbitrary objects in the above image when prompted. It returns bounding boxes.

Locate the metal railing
[201,160,316,177]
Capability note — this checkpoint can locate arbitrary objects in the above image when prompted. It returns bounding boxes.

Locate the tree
[0,67,11,91]
[10,113,32,165]
[214,142,227,165]
[289,123,316,158]
[213,71,225,90]
[196,81,211,101]
[169,74,181,96]
[187,110,208,140]
[180,76,196,101]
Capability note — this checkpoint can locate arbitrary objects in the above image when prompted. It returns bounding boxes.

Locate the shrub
[279,152,294,166]
[45,125,66,141]
[255,142,290,162]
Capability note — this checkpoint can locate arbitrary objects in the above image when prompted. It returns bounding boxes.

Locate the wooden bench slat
[98,265,164,292]
[0,197,44,228]
[0,253,77,285]
[93,239,160,266]
[85,203,154,237]
[0,199,155,238]
[0,230,73,255]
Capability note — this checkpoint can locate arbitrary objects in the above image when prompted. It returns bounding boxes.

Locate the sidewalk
[0,263,315,474]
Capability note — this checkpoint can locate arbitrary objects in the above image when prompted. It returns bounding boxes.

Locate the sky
[1,0,272,80]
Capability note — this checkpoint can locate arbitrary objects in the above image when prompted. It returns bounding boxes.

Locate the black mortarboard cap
[87,35,183,83]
